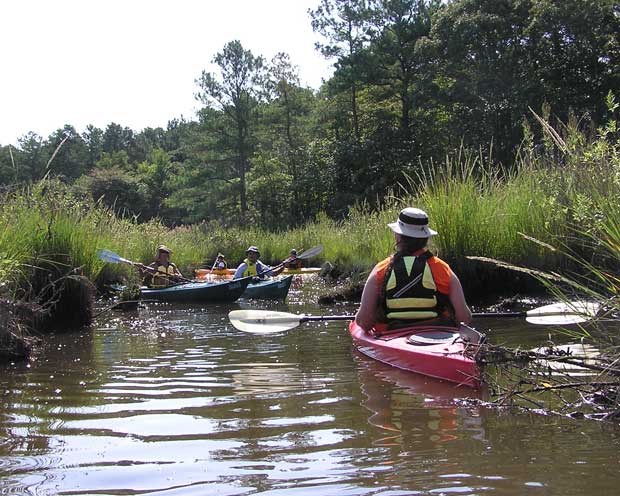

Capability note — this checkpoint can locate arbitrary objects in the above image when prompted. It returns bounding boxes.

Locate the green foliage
[194,40,266,216]
[1,1,619,234]
[74,166,147,218]
[247,156,292,228]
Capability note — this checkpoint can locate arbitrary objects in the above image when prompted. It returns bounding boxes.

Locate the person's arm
[138,262,157,286]
[233,263,247,279]
[258,261,284,277]
[448,271,472,324]
[355,266,380,333]
[171,263,184,280]
[269,262,285,276]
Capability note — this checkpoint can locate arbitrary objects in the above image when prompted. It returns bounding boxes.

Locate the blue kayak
[242,275,294,300]
[141,277,250,303]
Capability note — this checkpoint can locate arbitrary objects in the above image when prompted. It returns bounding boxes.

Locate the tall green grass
[0,106,618,302]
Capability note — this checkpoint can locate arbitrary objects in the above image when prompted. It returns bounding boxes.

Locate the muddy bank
[0,274,96,363]
[0,299,40,361]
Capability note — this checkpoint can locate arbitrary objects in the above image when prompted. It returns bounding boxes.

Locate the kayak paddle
[272,245,323,271]
[228,301,601,334]
[243,245,324,279]
[229,310,351,334]
[472,301,601,325]
[97,249,194,283]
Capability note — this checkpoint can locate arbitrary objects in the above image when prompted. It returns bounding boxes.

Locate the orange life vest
[376,251,453,326]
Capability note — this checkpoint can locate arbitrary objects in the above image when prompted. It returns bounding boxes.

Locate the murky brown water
[1,278,619,495]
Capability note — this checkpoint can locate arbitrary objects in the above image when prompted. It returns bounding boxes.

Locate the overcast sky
[0,0,334,146]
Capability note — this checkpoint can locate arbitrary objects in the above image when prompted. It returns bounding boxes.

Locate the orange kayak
[348,321,484,388]
[195,268,234,280]
[282,267,321,275]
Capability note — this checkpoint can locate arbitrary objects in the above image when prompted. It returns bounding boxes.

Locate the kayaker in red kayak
[233,246,286,280]
[138,245,185,288]
[355,208,472,334]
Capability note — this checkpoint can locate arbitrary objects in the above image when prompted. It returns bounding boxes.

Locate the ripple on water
[1,295,620,495]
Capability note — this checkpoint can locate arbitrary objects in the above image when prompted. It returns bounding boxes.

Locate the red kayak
[349,321,485,388]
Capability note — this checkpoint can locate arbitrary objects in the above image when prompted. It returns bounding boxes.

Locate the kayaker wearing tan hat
[139,245,184,288]
[355,207,472,335]
[233,246,285,279]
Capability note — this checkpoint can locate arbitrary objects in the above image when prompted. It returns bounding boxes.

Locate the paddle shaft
[134,263,193,283]
[300,315,353,323]
[473,311,528,318]
[289,310,592,324]
[297,313,568,322]
[245,245,322,278]
[472,311,591,319]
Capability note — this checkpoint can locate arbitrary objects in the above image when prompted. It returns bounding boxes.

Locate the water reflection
[355,353,486,448]
[0,290,620,494]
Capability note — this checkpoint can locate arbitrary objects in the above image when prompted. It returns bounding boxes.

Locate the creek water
[1,276,619,495]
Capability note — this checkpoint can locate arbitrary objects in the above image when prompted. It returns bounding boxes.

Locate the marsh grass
[0,105,618,315]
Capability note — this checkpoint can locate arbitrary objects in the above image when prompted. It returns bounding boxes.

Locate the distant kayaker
[138,245,184,288]
[234,246,285,279]
[355,208,472,334]
[212,253,227,270]
[285,249,303,270]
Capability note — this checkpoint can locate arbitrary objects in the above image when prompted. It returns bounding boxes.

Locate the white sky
[0,0,334,146]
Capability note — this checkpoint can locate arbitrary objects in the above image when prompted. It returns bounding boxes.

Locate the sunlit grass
[0,106,618,299]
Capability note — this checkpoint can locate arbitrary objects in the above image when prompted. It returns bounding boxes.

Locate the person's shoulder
[428,254,450,270]
[376,255,393,271]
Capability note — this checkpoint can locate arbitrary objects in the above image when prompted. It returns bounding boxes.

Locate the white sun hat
[388,208,438,238]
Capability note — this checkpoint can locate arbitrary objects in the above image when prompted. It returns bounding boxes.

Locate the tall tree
[265,53,316,222]
[429,0,620,161]
[82,124,104,170]
[44,125,89,180]
[102,123,135,155]
[310,0,374,141]
[195,40,266,217]
[368,0,441,135]
[14,132,46,182]
[524,0,620,121]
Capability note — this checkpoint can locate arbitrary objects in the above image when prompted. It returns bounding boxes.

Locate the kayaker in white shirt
[233,246,285,280]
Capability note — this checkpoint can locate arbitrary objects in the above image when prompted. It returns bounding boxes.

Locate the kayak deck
[141,277,250,303]
[242,275,294,300]
[195,267,322,280]
[349,321,484,388]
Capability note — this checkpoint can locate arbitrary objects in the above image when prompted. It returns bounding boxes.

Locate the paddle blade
[228,310,305,334]
[525,301,600,325]
[97,249,131,265]
[298,245,323,260]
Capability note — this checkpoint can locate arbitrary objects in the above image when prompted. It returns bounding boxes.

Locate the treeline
[1,0,618,229]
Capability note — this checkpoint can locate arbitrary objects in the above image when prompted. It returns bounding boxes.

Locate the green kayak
[242,275,294,300]
[141,277,250,303]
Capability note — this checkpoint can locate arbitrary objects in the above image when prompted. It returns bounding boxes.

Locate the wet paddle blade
[97,249,132,265]
[525,301,600,325]
[298,245,323,259]
[228,310,305,334]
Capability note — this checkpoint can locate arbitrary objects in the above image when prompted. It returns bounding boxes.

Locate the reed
[0,108,617,303]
